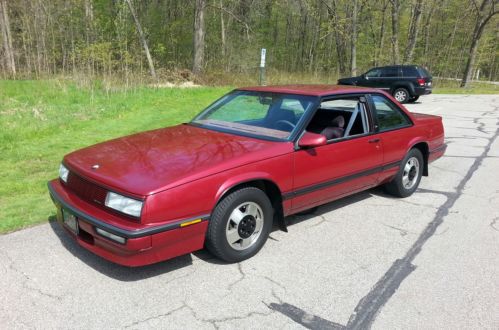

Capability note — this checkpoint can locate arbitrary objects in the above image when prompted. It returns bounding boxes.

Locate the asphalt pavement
[1,94,498,329]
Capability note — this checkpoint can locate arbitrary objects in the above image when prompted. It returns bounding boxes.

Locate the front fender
[215,172,280,204]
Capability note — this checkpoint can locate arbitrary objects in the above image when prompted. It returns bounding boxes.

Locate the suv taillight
[417,78,425,86]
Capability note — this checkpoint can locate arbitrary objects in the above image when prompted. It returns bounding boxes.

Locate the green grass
[0,78,497,234]
[432,79,499,94]
[0,79,230,233]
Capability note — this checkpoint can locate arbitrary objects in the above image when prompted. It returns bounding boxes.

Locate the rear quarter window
[416,67,431,78]
[372,95,411,131]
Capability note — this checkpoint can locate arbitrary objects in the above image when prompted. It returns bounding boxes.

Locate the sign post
[259,48,266,86]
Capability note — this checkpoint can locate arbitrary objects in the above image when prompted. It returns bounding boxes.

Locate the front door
[290,96,383,211]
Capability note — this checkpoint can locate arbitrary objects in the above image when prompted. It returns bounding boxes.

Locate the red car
[48,85,446,267]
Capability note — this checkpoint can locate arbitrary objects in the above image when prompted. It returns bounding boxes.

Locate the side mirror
[363,74,368,80]
[298,132,327,148]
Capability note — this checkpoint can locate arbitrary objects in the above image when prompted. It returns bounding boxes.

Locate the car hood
[64,124,293,195]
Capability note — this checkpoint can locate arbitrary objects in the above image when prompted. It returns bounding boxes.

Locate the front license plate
[62,209,79,234]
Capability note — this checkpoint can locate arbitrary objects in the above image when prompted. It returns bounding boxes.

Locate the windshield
[191,90,317,140]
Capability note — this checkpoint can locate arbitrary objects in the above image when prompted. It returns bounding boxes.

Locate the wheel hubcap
[402,157,420,189]
[238,215,256,238]
[395,91,407,102]
[225,202,264,251]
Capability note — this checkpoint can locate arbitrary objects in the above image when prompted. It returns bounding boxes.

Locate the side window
[306,97,370,141]
[365,68,382,78]
[401,67,419,77]
[380,67,399,77]
[372,95,411,131]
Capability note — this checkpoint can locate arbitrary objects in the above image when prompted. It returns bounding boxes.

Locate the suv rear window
[416,67,431,78]
[401,67,420,77]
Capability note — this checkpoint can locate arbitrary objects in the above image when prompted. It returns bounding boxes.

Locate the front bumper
[48,180,209,267]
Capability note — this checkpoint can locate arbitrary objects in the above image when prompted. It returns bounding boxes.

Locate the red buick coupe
[48,85,446,266]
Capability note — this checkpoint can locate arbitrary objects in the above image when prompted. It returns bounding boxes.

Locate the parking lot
[1,94,498,329]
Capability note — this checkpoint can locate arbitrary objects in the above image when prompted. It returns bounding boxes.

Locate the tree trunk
[376,1,388,67]
[193,0,206,75]
[390,0,400,64]
[403,0,423,63]
[325,0,346,75]
[220,0,226,57]
[125,0,156,79]
[422,1,435,66]
[0,0,16,76]
[350,0,358,76]
[461,0,497,87]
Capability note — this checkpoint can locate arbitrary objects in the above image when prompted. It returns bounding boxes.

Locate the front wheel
[384,149,424,198]
[205,187,273,262]
[393,88,410,103]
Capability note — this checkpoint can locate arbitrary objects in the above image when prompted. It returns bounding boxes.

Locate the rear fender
[407,137,429,176]
[392,82,415,95]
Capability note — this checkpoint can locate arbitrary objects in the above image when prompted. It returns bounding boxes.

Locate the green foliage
[2,0,497,81]
[0,79,230,233]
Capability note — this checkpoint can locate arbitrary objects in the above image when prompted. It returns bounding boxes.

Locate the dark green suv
[338,65,433,103]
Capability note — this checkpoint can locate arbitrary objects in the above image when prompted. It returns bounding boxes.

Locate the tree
[125,0,156,79]
[460,0,498,87]
[193,0,206,75]
[404,0,424,63]
[390,0,401,64]
[0,0,16,76]
[350,0,358,75]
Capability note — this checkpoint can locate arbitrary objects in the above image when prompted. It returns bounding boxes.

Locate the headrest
[331,116,345,128]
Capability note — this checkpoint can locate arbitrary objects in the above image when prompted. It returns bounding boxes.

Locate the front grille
[66,171,108,206]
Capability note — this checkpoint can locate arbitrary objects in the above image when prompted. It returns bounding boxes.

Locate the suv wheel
[393,88,410,103]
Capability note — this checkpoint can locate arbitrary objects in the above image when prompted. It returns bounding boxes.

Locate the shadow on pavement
[49,217,195,281]
[284,189,374,227]
[48,187,384,272]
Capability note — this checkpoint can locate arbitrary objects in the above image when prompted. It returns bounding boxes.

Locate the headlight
[59,164,69,182]
[105,192,143,217]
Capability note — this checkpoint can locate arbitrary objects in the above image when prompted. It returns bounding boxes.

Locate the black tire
[408,96,420,103]
[392,88,410,103]
[205,187,273,263]
[384,148,424,198]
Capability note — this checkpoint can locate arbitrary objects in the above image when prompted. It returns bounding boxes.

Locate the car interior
[306,99,369,141]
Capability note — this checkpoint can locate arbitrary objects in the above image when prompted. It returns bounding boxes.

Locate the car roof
[237,84,381,97]
[373,65,419,69]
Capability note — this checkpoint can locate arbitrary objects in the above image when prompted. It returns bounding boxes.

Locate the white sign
[260,48,266,68]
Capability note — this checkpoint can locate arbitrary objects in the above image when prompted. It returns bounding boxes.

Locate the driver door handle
[368,138,380,143]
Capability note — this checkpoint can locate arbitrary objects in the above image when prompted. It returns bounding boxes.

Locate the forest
[0,0,498,86]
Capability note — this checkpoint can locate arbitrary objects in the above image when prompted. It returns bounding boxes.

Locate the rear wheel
[205,187,273,262]
[384,148,423,198]
[408,96,420,103]
[393,88,410,103]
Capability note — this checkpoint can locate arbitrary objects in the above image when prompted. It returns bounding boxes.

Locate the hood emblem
[91,164,100,170]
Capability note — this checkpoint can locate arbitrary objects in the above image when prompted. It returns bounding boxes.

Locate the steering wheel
[275,120,296,131]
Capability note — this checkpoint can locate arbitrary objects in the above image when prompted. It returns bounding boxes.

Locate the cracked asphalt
[1,94,498,329]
